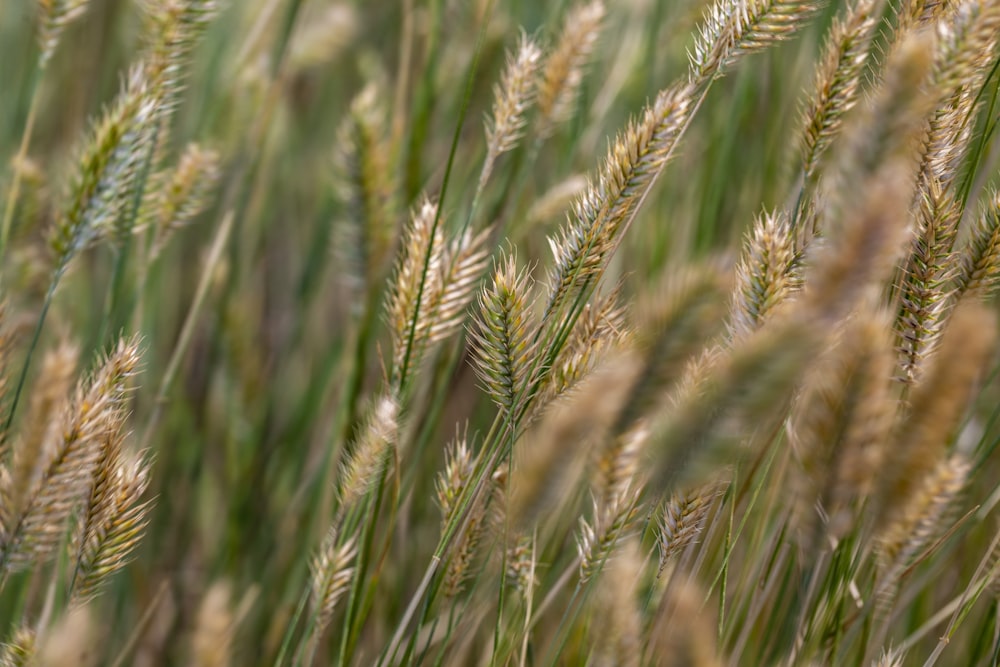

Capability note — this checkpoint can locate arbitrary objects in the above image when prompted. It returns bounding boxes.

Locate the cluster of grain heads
[0,336,151,665]
[0,337,144,574]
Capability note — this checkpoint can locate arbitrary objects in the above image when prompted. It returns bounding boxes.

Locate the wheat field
[2,0,1000,665]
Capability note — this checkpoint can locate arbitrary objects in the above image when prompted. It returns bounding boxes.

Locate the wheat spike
[895,178,960,383]
[649,317,818,495]
[878,302,995,528]
[436,436,485,597]
[0,626,35,667]
[0,336,141,570]
[899,0,956,29]
[955,191,1000,298]
[470,252,537,418]
[504,533,537,597]
[424,226,491,345]
[509,356,640,528]
[288,4,358,72]
[799,0,879,179]
[829,312,897,537]
[729,210,799,341]
[140,0,221,115]
[536,1,606,139]
[338,394,398,509]
[146,143,221,261]
[824,32,935,222]
[791,309,897,540]
[647,578,723,667]
[689,0,822,85]
[545,83,693,321]
[578,484,640,583]
[657,484,718,575]
[878,453,969,569]
[37,0,91,66]
[481,32,542,191]
[50,67,156,276]
[593,422,647,512]
[386,200,487,386]
[912,1,1000,192]
[928,0,1000,96]
[802,167,915,326]
[72,445,153,602]
[387,198,445,385]
[543,283,626,408]
[36,605,95,667]
[310,529,358,639]
[1,341,78,539]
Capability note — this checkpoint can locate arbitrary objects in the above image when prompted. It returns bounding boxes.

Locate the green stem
[3,265,62,439]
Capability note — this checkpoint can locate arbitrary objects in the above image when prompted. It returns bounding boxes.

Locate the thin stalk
[274,587,312,667]
[396,0,493,392]
[2,267,62,439]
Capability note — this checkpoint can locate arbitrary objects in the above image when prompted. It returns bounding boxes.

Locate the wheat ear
[470,253,537,419]
[877,302,995,528]
[729,209,799,342]
[895,178,960,383]
[955,191,1000,299]
[536,0,607,139]
[689,0,822,85]
[480,32,542,192]
[146,143,221,261]
[72,444,153,602]
[0,336,141,571]
[799,0,879,180]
